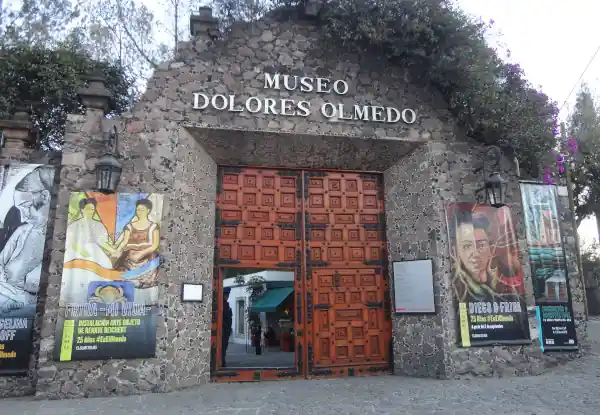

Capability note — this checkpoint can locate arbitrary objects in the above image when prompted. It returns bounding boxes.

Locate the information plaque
[392,259,435,314]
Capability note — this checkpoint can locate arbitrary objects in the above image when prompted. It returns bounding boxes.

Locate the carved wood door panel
[216,167,302,268]
[311,269,388,370]
[303,171,391,377]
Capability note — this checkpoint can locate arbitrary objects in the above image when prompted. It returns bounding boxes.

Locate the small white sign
[182,283,204,302]
[393,259,435,314]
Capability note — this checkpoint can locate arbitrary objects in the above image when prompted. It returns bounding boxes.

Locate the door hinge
[217,259,241,265]
[296,292,302,324]
[216,172,223,195]
[211,289,217,324]
[297,343,303,371]
[275,170,300,176]
[213,371,239,378]
[312,369,333,376]
[306,293,313,323]
[277,370,300,378]
[384,291,391,320]
[308,343,314,374]
[296,213,302,239]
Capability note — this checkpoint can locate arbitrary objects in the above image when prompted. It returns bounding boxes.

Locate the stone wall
[0,142,61,397]
[148,10,445,141]
[433,141,588,378]
[383,142,452,378]
[32,104,219,398]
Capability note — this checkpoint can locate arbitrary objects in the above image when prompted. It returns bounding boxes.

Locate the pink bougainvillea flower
[568,137,578,154]
[543,167,553,185]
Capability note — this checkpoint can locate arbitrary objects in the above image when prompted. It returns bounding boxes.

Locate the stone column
[34,76,116,399]
[0,108,36,162]
[61,75,113,187]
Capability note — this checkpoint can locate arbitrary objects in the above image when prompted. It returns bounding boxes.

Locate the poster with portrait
[520,183,578,351]
[446,203,530,347]
[54,192,163,361]
[0,164,55,375]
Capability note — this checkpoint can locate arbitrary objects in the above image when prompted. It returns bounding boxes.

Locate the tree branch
[115,0,158,69]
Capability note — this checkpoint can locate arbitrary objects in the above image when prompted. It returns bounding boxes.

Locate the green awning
[251,287,293,313]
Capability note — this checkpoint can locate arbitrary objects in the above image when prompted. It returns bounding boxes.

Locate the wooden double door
[211,167,392,381]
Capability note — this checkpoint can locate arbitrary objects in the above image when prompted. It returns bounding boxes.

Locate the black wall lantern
[474,145,508,208]
[95,125,122,194]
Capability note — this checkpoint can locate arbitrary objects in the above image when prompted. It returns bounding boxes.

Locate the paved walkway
[6,320,600,415]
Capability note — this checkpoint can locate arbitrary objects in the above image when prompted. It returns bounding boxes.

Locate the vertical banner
[446,203,530,347]
[520,183,578,351]
[54,192,163,361]
[0,164,55,375]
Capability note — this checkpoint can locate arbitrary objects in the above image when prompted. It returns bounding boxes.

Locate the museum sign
[192,73,417,124]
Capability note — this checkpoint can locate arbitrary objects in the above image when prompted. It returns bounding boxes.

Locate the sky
[141,0,600,248]
[456,0,600,249]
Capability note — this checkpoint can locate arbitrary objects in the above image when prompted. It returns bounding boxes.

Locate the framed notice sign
[392,259,435,314]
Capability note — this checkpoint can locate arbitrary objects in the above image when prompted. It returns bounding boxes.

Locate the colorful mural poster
[520,183,578,351]
[446,203,530,347]
[0,164,55,375]
[54,192,163,361]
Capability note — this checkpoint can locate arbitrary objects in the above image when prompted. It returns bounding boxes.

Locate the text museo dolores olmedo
[192,73,417,124]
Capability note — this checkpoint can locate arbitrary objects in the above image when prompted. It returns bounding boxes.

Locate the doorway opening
[221,267,297,369]
[211,167,392,382]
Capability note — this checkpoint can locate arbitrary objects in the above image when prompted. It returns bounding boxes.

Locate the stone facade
[0,5,588,399]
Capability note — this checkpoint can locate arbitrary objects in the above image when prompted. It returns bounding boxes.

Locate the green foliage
[0,0,80,47]
[234,274,266,299]
[581,241,600,286]
[568,85,600,226]
[0,42,136,150]
[314,0,558,173]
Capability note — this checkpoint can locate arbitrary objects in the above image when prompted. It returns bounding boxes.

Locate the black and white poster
[0,164,55,375]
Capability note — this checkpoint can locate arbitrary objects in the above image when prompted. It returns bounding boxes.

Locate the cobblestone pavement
[5,320,600,415]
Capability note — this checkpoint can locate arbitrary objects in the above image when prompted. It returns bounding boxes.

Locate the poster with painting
[445,203,530,347]
[520,182,578,351]
[54,192,163,361]
[0,164,55,375]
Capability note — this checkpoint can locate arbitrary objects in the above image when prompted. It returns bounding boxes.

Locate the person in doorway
[252,323,262,355]
[222,288,233,367]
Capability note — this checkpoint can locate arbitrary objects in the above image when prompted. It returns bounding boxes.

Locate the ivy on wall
[317,0,557,174]
[240,0,558,175]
